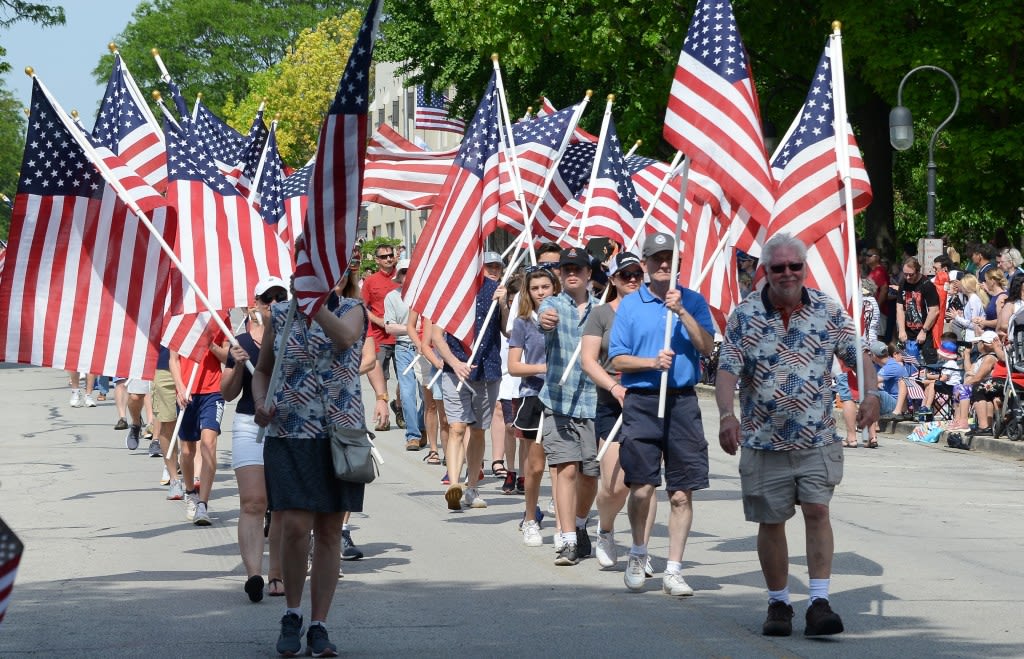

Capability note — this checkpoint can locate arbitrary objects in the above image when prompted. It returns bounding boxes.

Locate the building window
[386,222,395,238]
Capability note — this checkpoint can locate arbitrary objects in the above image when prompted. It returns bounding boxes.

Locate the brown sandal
[267,578,285,597]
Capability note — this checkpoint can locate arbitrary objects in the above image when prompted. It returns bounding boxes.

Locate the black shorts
[619,389,709,492]
[595,394,623,443]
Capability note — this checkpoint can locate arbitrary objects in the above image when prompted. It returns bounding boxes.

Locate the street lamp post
[889,65,960,238]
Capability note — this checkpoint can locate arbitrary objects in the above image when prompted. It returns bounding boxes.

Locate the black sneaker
[554,542,579,566]
[804,598,844,636]
[125,425,141,450]
[305,624,338,658]
[341,529,363,561]
[276,612,303,657]
[575,526,592,558]
[516,476,525,494]
[762,600,794,636]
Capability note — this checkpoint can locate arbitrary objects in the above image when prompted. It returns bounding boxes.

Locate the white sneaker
[462,487,487,509]
[193,502,212,526]
[166,479,184,500]
[554,533,566,553]
[624,553,647,592]
[662,572,694,597]
[84,394,97,408]
[185,492,198,522]
[546,497,556,515]
[595,530,617,567]
[645,556,655,578]
[160,467,171,486]
[521,520,543,547]
[69,390,84,408]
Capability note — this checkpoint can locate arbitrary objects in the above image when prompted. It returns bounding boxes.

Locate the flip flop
[423,450,441,465]
[267,578,285,597]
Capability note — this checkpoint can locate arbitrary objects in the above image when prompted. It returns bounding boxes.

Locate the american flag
[92,53,167,190]
[191,99,248,172]
[769,44,871,247]
[538,97,598,143]
[279,161,312,251]
[0,78,174,379]
[663,0,774,237]
[415,85,466,134]
[0,515,24,624]
[405,71,502,345]
[165,78,191,124]
[521,140,596,243]
[223,112,269,197]
[571,114,643,245]
[803,226,853,315]
[362,123,458,210]
[163,118,291,318]
[495,104,581,239]
[292,0,380,318]
[251,123,285,226]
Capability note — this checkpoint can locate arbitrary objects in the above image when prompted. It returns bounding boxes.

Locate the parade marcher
[361,243,400,429]
[68,371,97,408]
[715,232,880,637]
[508,265,559,546]
[253,271,369,657]
[221,277,287,602]
[433,262,505,511]
[537,247,599,566]
[580,251,656,573]
[169,339,227,527]
[608,235,715,595]
[406,308,448,467]
[383,259,424,451]
[151,347,183,497]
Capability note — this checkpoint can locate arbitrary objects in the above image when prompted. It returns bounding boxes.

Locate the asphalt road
[2,364,1023,657]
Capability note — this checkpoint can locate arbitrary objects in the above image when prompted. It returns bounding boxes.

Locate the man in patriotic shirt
[715,233,880,638]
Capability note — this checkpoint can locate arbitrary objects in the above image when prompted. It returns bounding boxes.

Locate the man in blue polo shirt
[608,232,715,596]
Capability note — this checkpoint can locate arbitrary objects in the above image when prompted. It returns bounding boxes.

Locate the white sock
[342,523,350,531]
[768,587,790,605]
[560,531,576,546]
[808,578,830,605]
[630,543,647,556]
[286,607,302,618]
[666,560,683,574]
[575,516,588,528]
[310,620,325,629]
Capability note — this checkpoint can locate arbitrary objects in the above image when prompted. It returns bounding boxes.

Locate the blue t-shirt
[442,277,502,381]
[877,357,908,397]
[607,284,714,389]
[508,316,546,397]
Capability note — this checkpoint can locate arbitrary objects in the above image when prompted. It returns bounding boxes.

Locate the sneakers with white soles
[193,502,212,526]
[167,479,184,500]
[596,530,617,567]
[521,520,543,547]
[462,486,486,509]
[185,492,198,521]
[69,391,84,408]
[625,553,647,591]
[662,572,694,596]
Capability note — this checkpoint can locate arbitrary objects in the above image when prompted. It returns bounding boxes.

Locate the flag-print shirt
[538,291,598,419]
[267,298,366,439]
[718,287,859,451]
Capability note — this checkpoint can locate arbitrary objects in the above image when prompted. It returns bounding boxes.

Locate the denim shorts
[833,372,853,403]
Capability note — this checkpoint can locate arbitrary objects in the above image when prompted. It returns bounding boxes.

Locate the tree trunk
[857,91,895,255]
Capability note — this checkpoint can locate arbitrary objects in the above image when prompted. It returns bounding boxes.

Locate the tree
[0,0,65,73]
[92,0,350,116]
[379,1,1024,253]
[222,10,363,166]
[0,81,26,239]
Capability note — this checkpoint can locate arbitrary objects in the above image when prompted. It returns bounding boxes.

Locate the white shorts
[231,413,264,470]
[126,378,151,396]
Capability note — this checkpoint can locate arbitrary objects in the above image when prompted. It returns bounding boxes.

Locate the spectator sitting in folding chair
[920,340,964,426]
[868,341,912,421]
[960,331,1002,436]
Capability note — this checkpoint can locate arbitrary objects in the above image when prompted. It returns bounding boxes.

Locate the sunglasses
[768,262,805,274]
[376,253,395,260]
[259,290,288,304]
[617,269,644,281]
[524,263,557,274]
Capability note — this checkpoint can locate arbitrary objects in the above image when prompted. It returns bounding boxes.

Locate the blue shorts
[179,392,225,441]
[595,395,623,443]
[878,391,897,416]
[619,389,709,492]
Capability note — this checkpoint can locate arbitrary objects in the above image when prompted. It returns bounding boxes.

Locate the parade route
[2,364,1024,657]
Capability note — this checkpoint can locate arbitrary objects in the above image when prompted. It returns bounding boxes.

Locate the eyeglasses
[616,269,644,281]
[259,290,288,304]
[768,262,805,274]
[376,253,395,260]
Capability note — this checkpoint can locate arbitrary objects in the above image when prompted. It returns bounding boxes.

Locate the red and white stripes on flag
[292,0,380,318]
[803,226,853,316]
[405,72,502,344]
[678,199,740,333]
[362,124,458,210]
[0,78,175,379]
[0,515,24,624]
[663,0,774,234]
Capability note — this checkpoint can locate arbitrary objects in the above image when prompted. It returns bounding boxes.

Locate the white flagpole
[830,21,867,440]
[623,151,685,254]
[30,72,253,372]
[625,139,642,158]
[575,95,615,242]
[658,157,691,419]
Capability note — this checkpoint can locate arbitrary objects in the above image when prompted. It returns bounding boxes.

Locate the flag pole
[247,120,276,206]
[492,54,537,266]
[625,139,641,158]
[658,156,691,419]
[830,21,867,441]
[29,71,253,372]
[623,151,685,253]
[576,95,615,243]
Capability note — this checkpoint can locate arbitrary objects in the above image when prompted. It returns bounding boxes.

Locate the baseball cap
[973,330,998,344]
[608,251,641,276]
[867,341,889,358]
[948,270,964,281]
[642,232,675,258]
[395,259,411,272]
[483,251,503,266]
[937,340,958,360]
[254,276,288,298]
[559,247,590,268]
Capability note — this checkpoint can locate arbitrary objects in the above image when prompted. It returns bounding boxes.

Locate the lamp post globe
[888,105,914,151]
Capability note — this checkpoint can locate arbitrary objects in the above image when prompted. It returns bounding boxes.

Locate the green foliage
[0,0,66,73]
[222,11,363,166]
[0,80,27,239]
[92,0,346,116]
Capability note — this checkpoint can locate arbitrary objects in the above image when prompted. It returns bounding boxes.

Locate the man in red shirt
[865,248,890,336]
[361,244,400,427]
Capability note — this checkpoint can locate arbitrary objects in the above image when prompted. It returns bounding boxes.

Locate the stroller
[992,306,1024,441]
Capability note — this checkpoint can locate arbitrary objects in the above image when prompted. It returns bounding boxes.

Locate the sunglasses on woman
[259,290,288,304]
[768,262,805,274]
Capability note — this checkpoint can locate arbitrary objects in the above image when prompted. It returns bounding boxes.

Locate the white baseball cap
[254,276,288,298]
